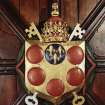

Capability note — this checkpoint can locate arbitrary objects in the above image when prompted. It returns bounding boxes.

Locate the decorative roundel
[46,79,64,97]
[67,46,84,65]
[67,67,85,86]
[27,67,45,86]
[45,44,65,65]
[26,44,43,64]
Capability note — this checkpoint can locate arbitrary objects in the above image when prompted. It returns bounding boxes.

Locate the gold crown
[25,2,70,42]
[42,18,69,42]
[41,2,69,42]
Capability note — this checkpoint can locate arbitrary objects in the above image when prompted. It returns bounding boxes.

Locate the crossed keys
[25,23,43,42]
[69,24,85,40]
[25,92,38,105]
[72,92,85,105]
[25,92,85,105]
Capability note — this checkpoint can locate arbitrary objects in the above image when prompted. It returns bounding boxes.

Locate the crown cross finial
[51,2,59,16]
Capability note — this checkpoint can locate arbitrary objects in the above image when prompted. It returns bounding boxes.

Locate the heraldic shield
[24,2,85,105]
[25,41,85,104]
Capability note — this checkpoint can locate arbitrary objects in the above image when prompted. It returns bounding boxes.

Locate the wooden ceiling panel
[39,0,48,22]
[20,0,39,24]
[62,0,78,27]
[10,0,20,14]
[79,0,100,23]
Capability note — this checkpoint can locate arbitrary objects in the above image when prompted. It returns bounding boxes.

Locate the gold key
[72,92,85,105]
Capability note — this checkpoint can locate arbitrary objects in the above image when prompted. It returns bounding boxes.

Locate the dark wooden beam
[0,1,26,43]
[81,0,105,29]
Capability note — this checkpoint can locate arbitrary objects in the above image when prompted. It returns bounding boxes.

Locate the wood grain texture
[0,75,17,105]
[20,0,39,25]
[10,0,20,14]
[62,0,78,27]
[79,0,100,24]
[93,72,105,105]
[9,0,101,27]
[89,20,105,57]
[0,16,21,59]
[39,0,48,22]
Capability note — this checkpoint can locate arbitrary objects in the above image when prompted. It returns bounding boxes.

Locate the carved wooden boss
[24,2,85,105]
[0,0,105,105]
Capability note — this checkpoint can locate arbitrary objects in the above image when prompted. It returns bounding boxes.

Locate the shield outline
[25,40,85,104]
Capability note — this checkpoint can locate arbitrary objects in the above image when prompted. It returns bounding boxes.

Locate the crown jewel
[41,2,69,42]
